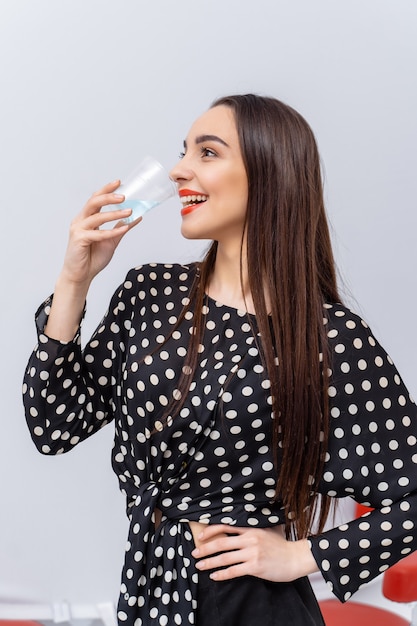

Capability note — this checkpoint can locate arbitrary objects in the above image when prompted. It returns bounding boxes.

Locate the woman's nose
[169,158,193,184]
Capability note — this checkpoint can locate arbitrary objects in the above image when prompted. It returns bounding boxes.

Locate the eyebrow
[183,134,230,149]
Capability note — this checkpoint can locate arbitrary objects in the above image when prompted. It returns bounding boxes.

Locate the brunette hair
[166,94,341,538]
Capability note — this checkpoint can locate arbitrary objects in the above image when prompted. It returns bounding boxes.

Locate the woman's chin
[180,225,211,241]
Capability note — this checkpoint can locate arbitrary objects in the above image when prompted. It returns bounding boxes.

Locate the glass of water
[106,156,176,223]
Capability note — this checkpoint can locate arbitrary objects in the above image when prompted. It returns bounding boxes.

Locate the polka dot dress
[23,263,417,622]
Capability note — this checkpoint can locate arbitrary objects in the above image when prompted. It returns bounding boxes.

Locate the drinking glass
[106,156,176,223]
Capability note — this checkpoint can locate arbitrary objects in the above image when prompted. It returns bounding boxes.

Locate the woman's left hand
[191,524,318,582]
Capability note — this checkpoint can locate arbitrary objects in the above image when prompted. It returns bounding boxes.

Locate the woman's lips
[179,188,208,216]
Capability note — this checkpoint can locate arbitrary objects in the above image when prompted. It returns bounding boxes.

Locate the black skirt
[196,570,325,626]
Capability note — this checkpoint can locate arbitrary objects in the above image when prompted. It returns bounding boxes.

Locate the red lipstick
[181,205,199,216]
[179,188,204,197]
[179,188,209,217]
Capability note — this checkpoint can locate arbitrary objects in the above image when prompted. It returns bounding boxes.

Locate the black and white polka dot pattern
[310,303,417,601]
[23,263,417,621]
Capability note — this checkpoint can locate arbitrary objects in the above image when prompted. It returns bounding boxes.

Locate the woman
[23,94,417,625]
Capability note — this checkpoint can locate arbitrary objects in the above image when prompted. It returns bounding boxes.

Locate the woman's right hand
[44,181,141,342]
[60,180,141,288]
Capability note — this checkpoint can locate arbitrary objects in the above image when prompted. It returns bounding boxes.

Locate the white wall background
[1,0,416,614]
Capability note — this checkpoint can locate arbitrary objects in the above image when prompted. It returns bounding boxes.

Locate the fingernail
[195,560,205,570]
[113,194,124,199]
[191,548,200,557]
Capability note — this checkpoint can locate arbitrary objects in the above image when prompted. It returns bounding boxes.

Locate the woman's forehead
[185,105,238,144]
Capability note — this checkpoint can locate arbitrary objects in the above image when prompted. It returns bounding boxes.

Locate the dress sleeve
[22,269,137,455]
[309,304,417,601]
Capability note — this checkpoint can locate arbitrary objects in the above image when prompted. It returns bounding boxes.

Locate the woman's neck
[206,243,255,313]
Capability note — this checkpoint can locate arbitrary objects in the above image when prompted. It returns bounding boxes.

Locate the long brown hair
[166,94,341,538]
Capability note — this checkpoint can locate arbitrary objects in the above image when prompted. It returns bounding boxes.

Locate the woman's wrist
[55,271,92,298]
[289,538,319,580]
[44,274,89,342]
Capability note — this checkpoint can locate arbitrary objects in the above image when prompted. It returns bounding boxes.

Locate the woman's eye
[178,151,186,159]
[201,147,217,158]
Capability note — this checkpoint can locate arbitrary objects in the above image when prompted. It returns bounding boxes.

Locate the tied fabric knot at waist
[117,480,199,626]
[116,411,218,626]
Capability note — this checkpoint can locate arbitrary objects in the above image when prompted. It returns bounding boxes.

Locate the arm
[23,270,139,454]
[310,304,417,601]
[23,181,141,453]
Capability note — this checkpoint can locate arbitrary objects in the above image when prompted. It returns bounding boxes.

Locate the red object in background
[354,503,374,516]
[383,551,417,603]
[319,599,409,625]
[0,622,43,626]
